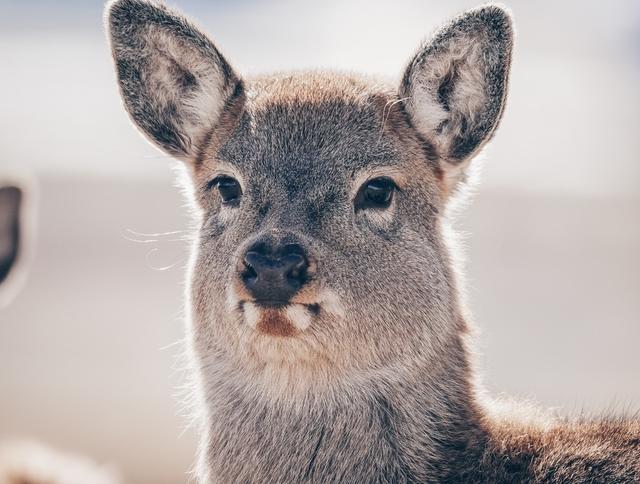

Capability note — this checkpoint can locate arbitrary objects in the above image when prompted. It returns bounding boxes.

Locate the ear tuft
[401,4,513,170]
[106,0,243,160]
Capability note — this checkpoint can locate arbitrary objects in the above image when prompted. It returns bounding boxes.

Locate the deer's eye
[355,177,397,210]
[208,176,242,204]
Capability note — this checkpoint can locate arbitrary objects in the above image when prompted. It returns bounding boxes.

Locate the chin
[233,302,325,364]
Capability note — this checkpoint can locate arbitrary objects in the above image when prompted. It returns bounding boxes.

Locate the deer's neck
[195,333,487,483]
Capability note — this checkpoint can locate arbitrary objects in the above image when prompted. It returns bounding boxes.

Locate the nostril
[282,253,308,286]
[243,263,257,284]
[242,251,262,286]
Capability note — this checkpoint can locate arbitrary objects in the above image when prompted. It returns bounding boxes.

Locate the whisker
[159,338,186,352]
[145,248,181,271]
[125,228,187,238]
[123,228,191,244]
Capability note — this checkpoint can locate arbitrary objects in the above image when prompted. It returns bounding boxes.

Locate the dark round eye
[208,176,242,204]
[355,177,397,210]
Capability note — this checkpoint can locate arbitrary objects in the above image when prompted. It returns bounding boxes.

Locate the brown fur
[255,307,299,338]
[474,417,640,482]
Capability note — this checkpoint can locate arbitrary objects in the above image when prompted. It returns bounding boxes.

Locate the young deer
[106,1,640,482]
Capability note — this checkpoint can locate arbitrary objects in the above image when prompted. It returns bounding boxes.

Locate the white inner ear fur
[141,25,229,155]
[407,36,487,159]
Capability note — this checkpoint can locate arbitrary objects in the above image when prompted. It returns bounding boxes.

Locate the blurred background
[1,0,639,483]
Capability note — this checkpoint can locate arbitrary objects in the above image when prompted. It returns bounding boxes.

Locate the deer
[105,0,640,482]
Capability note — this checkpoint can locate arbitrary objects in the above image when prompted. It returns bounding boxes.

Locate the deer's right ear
[400,5,513,190]
[106,0,244,162]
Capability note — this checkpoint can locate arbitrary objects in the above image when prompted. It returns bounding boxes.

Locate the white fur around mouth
[242,301,314,332]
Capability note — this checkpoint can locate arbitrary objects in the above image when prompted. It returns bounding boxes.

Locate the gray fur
[105,1,640,483]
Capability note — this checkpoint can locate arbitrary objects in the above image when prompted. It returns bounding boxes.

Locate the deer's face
[107,0,512,381]
[188,76,452,374]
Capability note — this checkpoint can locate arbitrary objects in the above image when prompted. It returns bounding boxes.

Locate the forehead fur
[201,72,434,184]
[248,71,391,109]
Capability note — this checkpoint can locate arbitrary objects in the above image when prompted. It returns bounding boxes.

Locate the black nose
[242,242,309,305]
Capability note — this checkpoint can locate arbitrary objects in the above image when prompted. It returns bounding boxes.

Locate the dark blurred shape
[0,186,22,287]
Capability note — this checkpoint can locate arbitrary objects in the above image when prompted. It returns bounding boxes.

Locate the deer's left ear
[400,5,513,183]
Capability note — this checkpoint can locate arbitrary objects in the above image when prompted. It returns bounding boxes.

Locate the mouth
[251,299,320,312]
[240,300,319,337]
